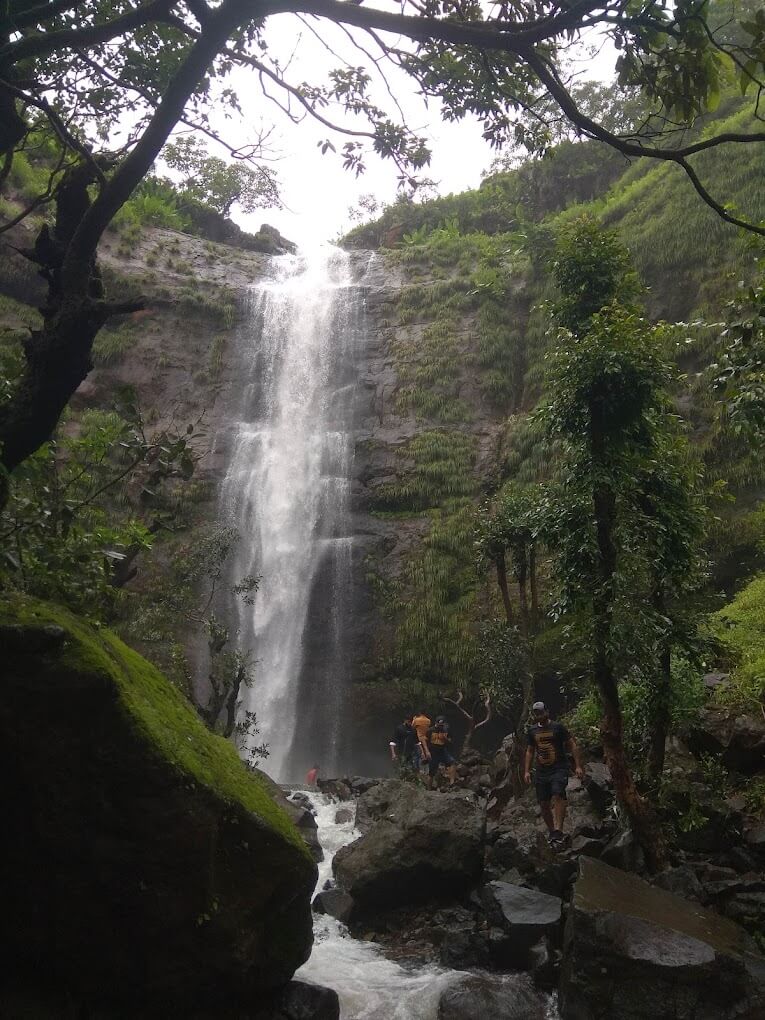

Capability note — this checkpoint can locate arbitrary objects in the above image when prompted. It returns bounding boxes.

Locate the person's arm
[524,744,534,784]
[421,731,431,760]
[389,739,397,761]
[566,734,584,779]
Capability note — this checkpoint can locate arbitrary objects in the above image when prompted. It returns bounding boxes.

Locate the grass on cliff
[0,596,309,857]
[370,430,478,512]
[710,574,765,712]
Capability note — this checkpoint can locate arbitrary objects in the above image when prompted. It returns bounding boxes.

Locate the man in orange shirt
[411,710,432,770]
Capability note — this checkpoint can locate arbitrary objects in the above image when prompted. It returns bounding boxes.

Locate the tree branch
[474,693,492,731]
[61,0,258,295]
[0,0,178,63]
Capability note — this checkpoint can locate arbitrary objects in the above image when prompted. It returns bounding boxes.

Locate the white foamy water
[220,246,364,781]
[295,793,459,1019]
[295,793,561,1020]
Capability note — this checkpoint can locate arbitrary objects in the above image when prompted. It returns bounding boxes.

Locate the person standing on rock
[426,716,457,789]
[411,710,432,773]
[306,764,319,788]
[524,701,583,847]
[390,715,416,770]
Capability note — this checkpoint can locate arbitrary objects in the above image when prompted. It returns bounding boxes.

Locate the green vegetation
[711,573,765,710]
[0,407,201,619]
[0,595,306,854]
[91,323,140,366]
[371,430,477,513]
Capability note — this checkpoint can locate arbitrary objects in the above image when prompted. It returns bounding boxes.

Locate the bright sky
[202,10,616,246]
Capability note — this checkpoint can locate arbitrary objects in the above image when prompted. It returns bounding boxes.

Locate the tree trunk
[516,546,529,636]
[599,672,667,873]
[495,552,513,625]
[590,409,666,871]
[647,620,671,784]
[0,0,252,479]
[529,542,539,633]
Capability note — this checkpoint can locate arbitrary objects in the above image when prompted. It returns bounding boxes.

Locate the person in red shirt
[306,764,319,788]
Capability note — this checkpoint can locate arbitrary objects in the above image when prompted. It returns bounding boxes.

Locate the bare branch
[474,693,492,731]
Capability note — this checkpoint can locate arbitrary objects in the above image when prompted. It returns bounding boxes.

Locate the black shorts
[428,747,455,776]
[535,768,569,803]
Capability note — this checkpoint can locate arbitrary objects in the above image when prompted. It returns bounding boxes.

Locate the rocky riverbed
[296,728,765,1020]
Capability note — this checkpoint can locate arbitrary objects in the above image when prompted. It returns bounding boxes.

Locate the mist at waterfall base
[219,245,368,782]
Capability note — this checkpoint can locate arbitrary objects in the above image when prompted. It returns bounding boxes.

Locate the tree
[542,217,707,869]
[476,482,547,794]
[544,301,671,870]
[0,402,203,616]
[125,524,261,736]
[163,135,279,216]
[1,0,764,487]
[477,482,542,635]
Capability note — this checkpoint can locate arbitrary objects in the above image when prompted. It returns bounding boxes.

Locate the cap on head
[532,701,546,714]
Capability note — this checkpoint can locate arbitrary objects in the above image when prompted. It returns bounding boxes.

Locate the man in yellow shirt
[411,711,432,769]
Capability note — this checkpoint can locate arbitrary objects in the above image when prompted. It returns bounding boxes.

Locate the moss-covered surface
[0,594,307,855]
[0,594,317,1010]
[710,574,765,711]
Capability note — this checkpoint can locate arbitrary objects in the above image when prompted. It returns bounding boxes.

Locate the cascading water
[219,246,364,781]
[295,792,561,1019]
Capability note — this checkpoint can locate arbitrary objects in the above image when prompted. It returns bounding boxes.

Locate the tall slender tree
[543,217,705,869]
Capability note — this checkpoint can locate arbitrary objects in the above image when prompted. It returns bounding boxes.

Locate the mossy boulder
[0,597,316,1014]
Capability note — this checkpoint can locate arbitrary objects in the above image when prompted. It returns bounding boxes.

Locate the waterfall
[220,246,364,781]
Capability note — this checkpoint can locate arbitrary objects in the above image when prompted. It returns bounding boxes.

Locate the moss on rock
[0,595,317,1014]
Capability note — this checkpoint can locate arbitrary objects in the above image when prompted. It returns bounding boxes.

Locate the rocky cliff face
[65,228,522,770]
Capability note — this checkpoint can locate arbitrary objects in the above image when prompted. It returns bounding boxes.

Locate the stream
[294,792,561,1020]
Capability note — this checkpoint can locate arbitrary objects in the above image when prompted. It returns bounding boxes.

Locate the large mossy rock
[560,856,765,1020]
[333,780,484,915]
[0,598,317,1014]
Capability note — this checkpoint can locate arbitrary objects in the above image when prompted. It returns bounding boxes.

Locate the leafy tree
[0,404,202,616]
[163,136,279,216]
[476,481,542,635]
[544,302,671,869]
[1,0,765,485]
[124,525,261,740]
[543,219,706,868]
[712,267,765,440]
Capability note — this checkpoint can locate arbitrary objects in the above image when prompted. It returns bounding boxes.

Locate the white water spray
[220,246,362,780]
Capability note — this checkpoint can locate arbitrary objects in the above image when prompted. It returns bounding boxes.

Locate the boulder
[312,888,355,925]
[481,881,563,951]
[261,775,323,864]
[347,776,380,797]
[317,777,353,801]
[335,807,354,825]
[688,705,765,773]
[333,781,484,912]
[561,856,765,1020]
[252,980,340,1020]
[437,973,546,1020]
[582,761,613,814]
[600,829,645,873]
[651,866,705,903]
[352,777,406,833]
[0,599,316,1013]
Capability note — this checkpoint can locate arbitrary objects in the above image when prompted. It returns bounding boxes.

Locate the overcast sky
[199,11,615,247]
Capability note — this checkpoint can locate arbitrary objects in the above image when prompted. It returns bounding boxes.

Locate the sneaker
[548,829,565,848]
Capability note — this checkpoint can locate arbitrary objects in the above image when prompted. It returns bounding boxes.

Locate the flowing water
[220,247,365,781]
[295,792,561,1019]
